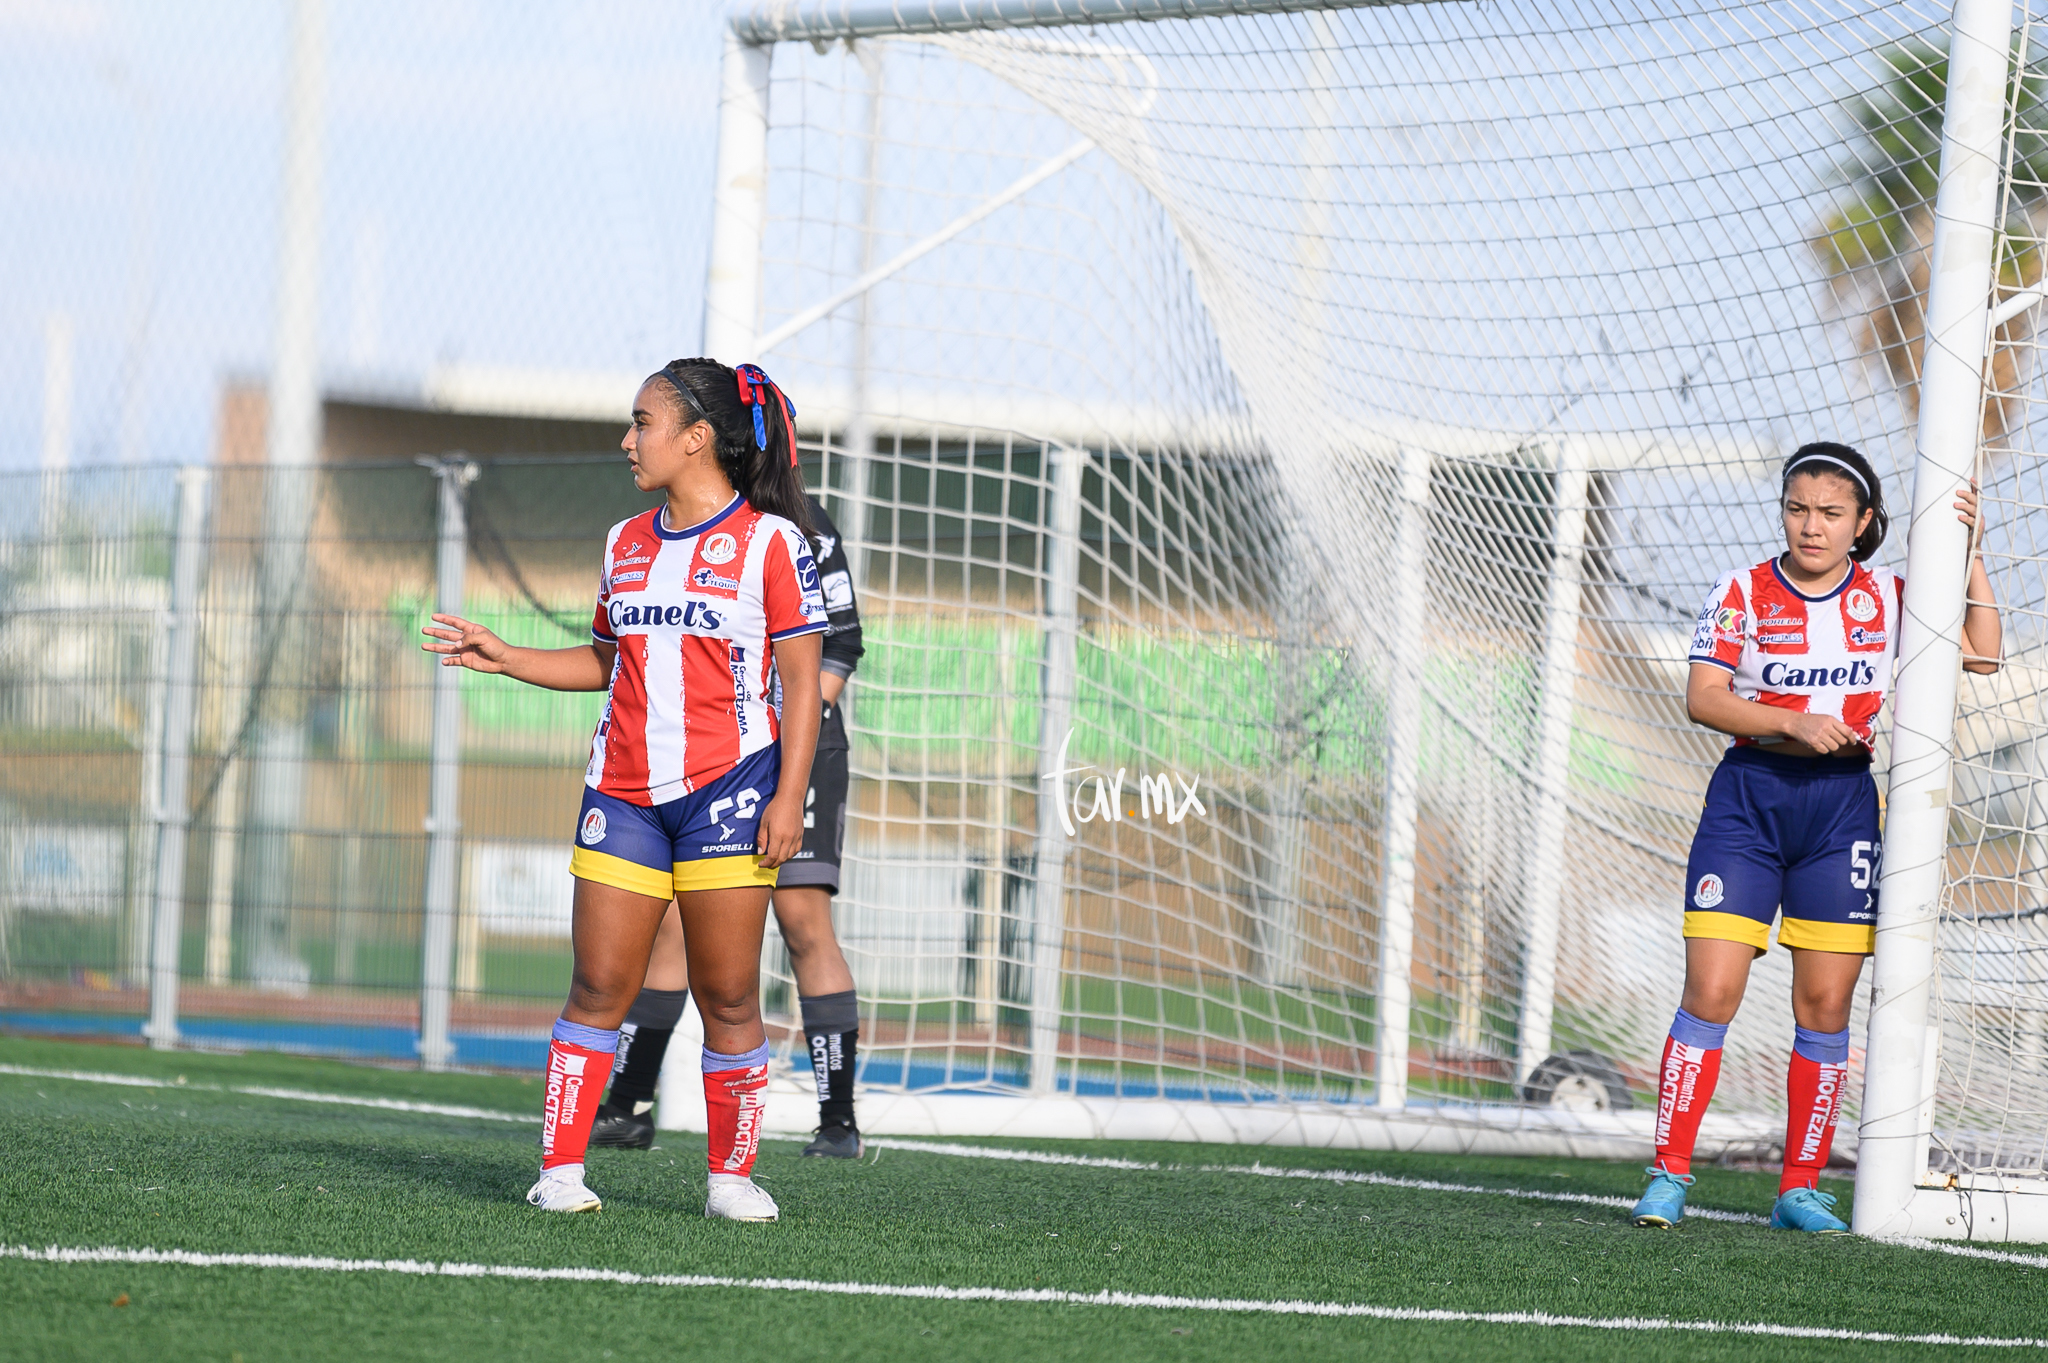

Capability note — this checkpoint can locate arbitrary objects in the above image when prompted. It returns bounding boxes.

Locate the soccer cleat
[705,1174,779,1222]
[1630,1164,1695,1228]
[526,1165,603,1213]
[588,1101,656,1150]
[1770,1187,1849,1234]
[801,1122,863,1159]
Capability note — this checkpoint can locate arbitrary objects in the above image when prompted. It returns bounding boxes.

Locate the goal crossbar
[731,0,1427,45]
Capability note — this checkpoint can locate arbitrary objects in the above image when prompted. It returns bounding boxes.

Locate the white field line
[860,1137,1772,1225]
[1,1244,2042,1347]
[0,1064,529,1124]
[1885,1238,2048,1270]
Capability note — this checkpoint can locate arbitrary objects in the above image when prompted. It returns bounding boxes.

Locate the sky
[2,0,726,471]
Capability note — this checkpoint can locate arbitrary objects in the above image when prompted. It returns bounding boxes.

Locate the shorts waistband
[1722,744,1872,777]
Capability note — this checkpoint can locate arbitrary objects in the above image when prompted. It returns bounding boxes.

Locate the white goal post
[675,0,2048,1241]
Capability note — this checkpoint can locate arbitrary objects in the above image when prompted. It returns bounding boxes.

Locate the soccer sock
[1653,1008,1728,1177]
[541,1018,619,1171]
[702,1041,772,1181]
[799,990,860,1130]
[605,987,687,1115]
[1780,1025,1852,1193]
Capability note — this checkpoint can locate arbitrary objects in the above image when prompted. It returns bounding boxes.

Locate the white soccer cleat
[705,1174,779,1222]
[526,1164,603,1213]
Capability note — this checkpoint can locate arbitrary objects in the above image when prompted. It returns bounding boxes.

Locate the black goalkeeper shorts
[778,699,847,895]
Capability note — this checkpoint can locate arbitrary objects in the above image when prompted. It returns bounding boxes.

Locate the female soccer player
[590,490,868,1158]
[421,358,827,1222]
[1633,441,2000,1233]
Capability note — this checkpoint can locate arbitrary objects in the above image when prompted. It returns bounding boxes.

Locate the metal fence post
[1029,444,1085,1095]
[1517,438,1591,1085]
[419,455,476,1072]
[144,466,212,1049]
[1376,444,1431,1109]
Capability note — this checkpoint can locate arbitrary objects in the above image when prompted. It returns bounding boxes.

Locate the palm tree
[1811,33,2048,441]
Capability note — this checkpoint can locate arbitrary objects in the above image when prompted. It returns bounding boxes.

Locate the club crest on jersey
[701,532,738,565]
[580,809,607,845]
[1693,873,1725,908]
[1845,588,1878,623]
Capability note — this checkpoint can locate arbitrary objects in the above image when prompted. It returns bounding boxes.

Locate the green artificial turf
[0,1035,2041,1363]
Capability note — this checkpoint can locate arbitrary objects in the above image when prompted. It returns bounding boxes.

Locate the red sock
[1653,1032,1723,1176]
[541,1034,616,1170]
[704,1047,771,1178]
[1779,1051,1849,1193]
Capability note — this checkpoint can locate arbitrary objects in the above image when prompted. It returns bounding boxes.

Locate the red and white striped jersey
[1687,556,1904,749]
[586,495,828,804]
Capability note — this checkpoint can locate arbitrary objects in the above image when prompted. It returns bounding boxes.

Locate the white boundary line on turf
[0,1064,530,1124]
[1885,1238,2048,1270]
[856,1137,1773,1225]
[1,1244,2041,1347]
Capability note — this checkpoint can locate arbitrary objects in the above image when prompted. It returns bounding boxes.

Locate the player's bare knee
[693,987,759,1032]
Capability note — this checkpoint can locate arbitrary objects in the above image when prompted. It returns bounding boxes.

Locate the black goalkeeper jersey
[805,495,864,683]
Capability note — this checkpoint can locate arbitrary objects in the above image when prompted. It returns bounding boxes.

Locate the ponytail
[1782,441,1888,562]
[653,357,813,538]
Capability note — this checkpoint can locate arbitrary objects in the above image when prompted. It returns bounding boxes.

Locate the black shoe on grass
[588,1102,656,1150]
[801,1122,863,1159]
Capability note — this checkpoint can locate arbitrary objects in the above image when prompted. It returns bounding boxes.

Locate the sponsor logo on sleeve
[1693,873,1725,908]
[701,532,738,564]
[1846,588,1878,622]
[822,569,854,611]
[1713,606,1745,639]
[580,809,608,845]
[813,533,838,562]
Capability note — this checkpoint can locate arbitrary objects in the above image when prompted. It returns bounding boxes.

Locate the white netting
[747,0,2038,1158]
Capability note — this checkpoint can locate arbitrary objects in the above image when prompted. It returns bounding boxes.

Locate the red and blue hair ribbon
[735,363,799,468]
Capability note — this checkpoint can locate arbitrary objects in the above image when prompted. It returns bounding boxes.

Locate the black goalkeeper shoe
[801,1121,863,1159]
[587,1102,656,1150]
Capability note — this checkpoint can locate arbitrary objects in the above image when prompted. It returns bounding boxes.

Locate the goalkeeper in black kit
[588,492,867,1158]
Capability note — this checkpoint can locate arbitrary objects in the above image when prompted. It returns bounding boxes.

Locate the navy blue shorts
[569,745,783,899]
[1682,745,1880,954]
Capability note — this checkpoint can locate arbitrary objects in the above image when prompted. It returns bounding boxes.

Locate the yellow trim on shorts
[1777,918,1876,955]
[569,847,674,900]
[672,854,780,893]
[1683,911,1772,951]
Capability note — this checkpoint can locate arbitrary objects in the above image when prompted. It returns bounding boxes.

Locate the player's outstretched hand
[1781,712,1862,754]
[757,789,805,868]
[421,613,513,673]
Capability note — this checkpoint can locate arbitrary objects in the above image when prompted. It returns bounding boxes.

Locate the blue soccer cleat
[1631,1164,1695,1228]
[1770,1186,1849,1234]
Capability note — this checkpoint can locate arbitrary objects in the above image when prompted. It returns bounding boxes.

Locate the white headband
[1784,452,1870,498]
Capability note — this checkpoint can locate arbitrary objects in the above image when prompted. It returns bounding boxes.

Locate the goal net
[712,0,2048,1211]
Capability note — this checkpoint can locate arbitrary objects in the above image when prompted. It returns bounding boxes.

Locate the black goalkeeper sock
[800,990,860,1129]
[606,987,687,1114]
